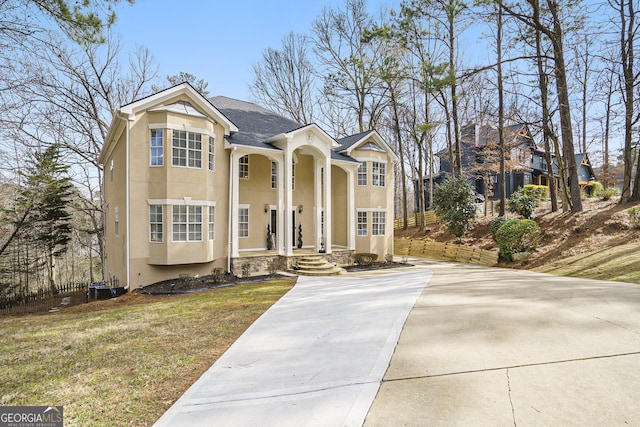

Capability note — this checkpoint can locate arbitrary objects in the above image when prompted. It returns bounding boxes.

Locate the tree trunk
[534,17,558,212]
[548,0,582,212]
[390,87,408,229]
[497,3,506,217]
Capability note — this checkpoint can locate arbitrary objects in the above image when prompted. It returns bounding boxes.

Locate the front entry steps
[294,256,344,276]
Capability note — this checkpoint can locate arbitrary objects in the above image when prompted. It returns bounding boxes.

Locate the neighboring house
[419,123,596,208]
[99,83,397,289]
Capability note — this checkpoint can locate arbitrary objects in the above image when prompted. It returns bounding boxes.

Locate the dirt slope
[395,197,640,272]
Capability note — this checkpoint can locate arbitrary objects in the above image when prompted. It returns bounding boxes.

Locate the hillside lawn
[0,279,295,426]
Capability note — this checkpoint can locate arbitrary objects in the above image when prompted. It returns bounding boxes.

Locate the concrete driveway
[154,269,431,427]
[365,259,640,426]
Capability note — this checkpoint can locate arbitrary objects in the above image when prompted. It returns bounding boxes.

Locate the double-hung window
[172,205,202,241]
[208,206,215,240]
[372,162,386,187]
[208,136,215,171]
[172,130,202,168]
[150,129,164,166]
[357,211,367,236]
[238,207,249,237]
[357,162,367,186]
[271,161,277,189]
[372,211,386,236]
[239,155,249,179]
[149,205,163,242]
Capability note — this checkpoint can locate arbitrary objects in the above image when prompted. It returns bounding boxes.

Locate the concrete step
[293,257,345,276]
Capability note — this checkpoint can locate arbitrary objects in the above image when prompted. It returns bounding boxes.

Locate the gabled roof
[459,123,534,149]
[209,96,302,150]
[336,129,399,162]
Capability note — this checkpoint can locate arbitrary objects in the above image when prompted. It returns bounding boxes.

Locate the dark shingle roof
[209,96,303,149]
[336,130,375,152]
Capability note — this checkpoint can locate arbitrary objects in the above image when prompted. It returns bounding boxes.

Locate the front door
[292,210,296,247]
[269,209,277,250]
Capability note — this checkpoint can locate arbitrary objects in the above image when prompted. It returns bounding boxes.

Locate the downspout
[227,147,236,273]
[124,114,131,289]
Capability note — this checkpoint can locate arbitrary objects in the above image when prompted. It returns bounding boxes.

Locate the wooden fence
[395,239,499,267]
[0,278,118,315]
[394,211,438,229]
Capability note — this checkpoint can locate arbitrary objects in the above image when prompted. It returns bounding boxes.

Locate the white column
[229,150,240,258]
[276,158,285,255]
[346,168,356,251]
[324,155,332,254]
[284,146,293,256]
[314,159,323,251]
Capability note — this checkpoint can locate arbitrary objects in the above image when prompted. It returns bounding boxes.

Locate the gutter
[227,147,237,273]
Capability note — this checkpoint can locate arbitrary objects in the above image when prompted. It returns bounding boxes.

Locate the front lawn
[0,279,295,426]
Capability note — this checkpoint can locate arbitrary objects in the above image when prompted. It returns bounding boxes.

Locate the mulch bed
[343,261,412,272]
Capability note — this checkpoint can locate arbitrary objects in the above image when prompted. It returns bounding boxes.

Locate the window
[238,207,249,238]
[150,129,164,166]
[357,211,367,236]
[372,162,386,187]
[114,207,119,236]
[239,155,249,179]
[271,161,277,189]
[149,205,163,242]
[208,136,215,171]
[208,206,215,240]
[291,162,296,190]
[358,162,367,186]
[172,205,202,241]
[110,159,114,182]
[372,211,386,236]
[172,130,202,168]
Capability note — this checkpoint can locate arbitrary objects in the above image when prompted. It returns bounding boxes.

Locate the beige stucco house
[99,83,397,289]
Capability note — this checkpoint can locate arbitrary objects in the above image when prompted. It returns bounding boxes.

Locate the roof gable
[336,130,399,162]
[120,82,237,135]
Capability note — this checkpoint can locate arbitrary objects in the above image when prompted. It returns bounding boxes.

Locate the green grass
[534,243,640,284]
[0,279,295,426]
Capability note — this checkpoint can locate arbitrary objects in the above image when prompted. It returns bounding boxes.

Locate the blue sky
[112,0,400,101]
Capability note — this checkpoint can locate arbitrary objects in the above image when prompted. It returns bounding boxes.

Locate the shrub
[597,187,618,201]
[354,253,378,265]
[489,216,510,241]
[629,206,640,229]
[522,184,548,204]
[584,181,603,198]
[507,188,538,219]
[495,219,541,261]
[432,176,478,241]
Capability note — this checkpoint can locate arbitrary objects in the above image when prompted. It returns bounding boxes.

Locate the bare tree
[1,32,157,275]
[312,0,388,133]
[251,32,317,124]
[499,0,583,212]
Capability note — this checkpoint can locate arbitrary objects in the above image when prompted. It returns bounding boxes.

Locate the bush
[489,216,510,241]
[495,219,541,261]
[354,253,378,265]
[522,184,548,204]
[584,181,603,198]
[597,187,618,201]
[432,176,478,241]
[629,206,640,229]
[507,188,538,219]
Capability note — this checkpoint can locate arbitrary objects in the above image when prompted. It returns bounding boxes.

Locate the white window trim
[171,130,203,169]
[271,161,277,189]
[208,136,215,171]
[149,205,163,243]
[171,205,203,242]
[239,155,249,179]
[149,123,214,138]
[238,204,250,238]
[150,129,164,167]
[372,211,387,236]
[357,161,367,186]
[208,205,215,240]
[357,211,367,236]
[372,161,386,187]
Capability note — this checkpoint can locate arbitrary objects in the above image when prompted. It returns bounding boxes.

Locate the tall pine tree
[18,145,73,292]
